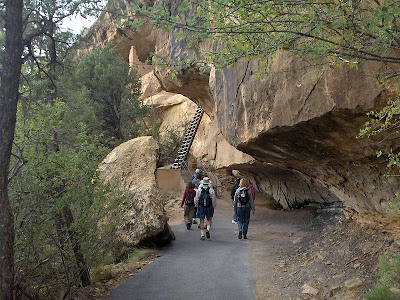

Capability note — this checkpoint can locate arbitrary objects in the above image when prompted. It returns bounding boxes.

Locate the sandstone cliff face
[153,31,400,213]
[98,136,173,246]
[88,1,400,214]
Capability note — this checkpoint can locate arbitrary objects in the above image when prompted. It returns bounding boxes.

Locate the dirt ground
[247,198,400,300]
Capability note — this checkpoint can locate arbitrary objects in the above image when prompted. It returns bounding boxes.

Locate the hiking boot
[186,223,191,230]
[243,234,247,239]
[238,231,242,239]
[206,231,210,239]
[200,236,205,240]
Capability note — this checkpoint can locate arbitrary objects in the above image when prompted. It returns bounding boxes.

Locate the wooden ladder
[171,105,203,169]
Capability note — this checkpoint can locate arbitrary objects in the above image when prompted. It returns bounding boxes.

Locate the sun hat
[202,177,210,184]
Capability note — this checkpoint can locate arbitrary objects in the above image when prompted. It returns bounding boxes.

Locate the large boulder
[98,136,173,247]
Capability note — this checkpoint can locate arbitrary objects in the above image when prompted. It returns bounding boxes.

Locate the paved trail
[108,199,256,300]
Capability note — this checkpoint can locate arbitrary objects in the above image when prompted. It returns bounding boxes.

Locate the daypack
[199,186,212,207]
[185,190,196,206]
[238,188,250,205]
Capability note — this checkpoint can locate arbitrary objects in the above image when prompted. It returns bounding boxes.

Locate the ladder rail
[171,105,203,169]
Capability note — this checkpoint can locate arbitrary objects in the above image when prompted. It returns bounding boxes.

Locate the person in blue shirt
[191,168,204,181]
[233,178,255,240]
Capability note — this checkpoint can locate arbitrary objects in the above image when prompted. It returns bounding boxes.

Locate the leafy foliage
[158,126,185,165]
[9,10,147,296]
[73,45,148,147]
[128,0,400,72]
[359,95,400,175]
[365,254,400,300]
[10,98,124,298]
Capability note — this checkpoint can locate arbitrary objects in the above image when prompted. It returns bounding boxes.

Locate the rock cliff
[153,28,400,214]
[87,0,399,214]
[98,136,174,247]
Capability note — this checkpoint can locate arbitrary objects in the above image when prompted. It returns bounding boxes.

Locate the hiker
[230,178,240,224]
[248,180,256,201]
[195,177,216,240]
[181,182,197,229]
[233,178,255,239]
[191,174,201,224]
[192,173,201,189]
[191,168,204,181]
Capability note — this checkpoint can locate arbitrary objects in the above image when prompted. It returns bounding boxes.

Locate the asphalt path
[108,199,256,300]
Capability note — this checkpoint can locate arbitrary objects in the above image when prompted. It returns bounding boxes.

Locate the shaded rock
[154,28,214,115]
[143,91,197,139]
[329,285,342,297]
[344,278,364,290]
[98,136,173,247]
[78,0,157,76]
[301,284,319,296]
[190,114,254,168]
[156,41,400,213]
[141,71,162,99]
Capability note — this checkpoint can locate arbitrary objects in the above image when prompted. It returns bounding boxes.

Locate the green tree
[130,0,400,69]
[10,97,122,298]
[1,0,105,297]
[74,45,147,147]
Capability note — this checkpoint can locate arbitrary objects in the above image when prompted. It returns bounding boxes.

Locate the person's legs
[232,208,237,224]
[205,206,214,238]
[237,207,244,239]
[206,217,212,238]
[184,206,190,226]
[199,219,205,230]
[199,219,205,240]
[243,207,251,238]
[197,206,206,240]
[193,207,197,224]
[189,206,196,223]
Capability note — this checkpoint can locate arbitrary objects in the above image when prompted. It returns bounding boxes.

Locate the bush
[158,127,185,165]
[365,254,400,300]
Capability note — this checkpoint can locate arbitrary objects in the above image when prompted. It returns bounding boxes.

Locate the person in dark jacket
[233,178,255,239]
[231,178,240,224]
[181,182,197,229]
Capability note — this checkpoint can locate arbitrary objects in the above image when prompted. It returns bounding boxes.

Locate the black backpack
[199,186,212,207]
[238,188,250,205]
[185,190,195,206]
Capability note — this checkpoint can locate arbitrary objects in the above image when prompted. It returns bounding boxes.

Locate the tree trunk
[0,0,23,299]
[63,208,91,287]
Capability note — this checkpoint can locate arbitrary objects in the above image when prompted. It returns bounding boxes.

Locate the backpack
[238,188,250,205]
[185,190,195,206]
[199,186,212,207]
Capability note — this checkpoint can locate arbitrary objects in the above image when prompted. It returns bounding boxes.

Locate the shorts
[196,205,214,219]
